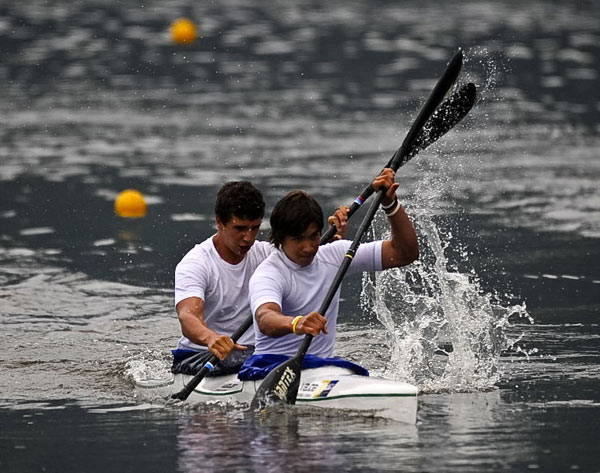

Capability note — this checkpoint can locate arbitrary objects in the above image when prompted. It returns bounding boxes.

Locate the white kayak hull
[135,366,418,423]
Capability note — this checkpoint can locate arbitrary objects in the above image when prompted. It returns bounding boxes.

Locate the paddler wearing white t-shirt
[247,168,419,364]
[172,181,349,376]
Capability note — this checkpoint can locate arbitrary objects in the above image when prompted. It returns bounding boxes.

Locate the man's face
[281,223,321,267]
[217,216,262,259]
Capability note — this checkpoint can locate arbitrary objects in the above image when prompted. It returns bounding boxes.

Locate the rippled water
[1,0,599,472]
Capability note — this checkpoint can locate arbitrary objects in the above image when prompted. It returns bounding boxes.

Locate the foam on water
[125,357,173,384]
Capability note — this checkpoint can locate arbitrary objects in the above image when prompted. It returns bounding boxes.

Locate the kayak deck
[135,366,418,423]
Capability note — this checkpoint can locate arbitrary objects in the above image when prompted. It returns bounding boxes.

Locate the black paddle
[171,57,473,403]
[251,49,465,408]
[320,81,476,243]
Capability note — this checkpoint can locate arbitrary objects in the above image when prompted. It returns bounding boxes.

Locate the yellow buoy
[115,189,147,218]
[170,18,197,44]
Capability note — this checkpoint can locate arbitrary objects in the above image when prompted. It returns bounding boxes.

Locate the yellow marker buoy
[170,18,197,44]
[115,189,147,218]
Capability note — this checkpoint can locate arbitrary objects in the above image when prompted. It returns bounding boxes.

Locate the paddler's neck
[213,232,245,265]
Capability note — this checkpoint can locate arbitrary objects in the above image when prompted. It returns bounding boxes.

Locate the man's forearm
[179,311,219,346]
[255,304,295,337]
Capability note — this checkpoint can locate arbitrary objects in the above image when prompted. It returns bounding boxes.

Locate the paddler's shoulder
[250,240,276,259]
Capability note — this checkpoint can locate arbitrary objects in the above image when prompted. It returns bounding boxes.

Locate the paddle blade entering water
[250,356,302,409]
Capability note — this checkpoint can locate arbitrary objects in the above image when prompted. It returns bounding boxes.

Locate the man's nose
[242,230,255,242]
[302,240,316,253]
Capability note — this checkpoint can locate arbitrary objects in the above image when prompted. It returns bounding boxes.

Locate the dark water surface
[1,1,599,472]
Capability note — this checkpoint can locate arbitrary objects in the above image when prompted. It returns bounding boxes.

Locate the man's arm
[372,168,420,269]
[255,302,328,337]
[176,297,246,360]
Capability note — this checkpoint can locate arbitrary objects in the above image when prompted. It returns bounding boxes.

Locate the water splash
[124,349,173,384]
[361,209,531,393]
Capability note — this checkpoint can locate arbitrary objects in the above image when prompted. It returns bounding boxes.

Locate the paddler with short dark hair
[239,168,419,378]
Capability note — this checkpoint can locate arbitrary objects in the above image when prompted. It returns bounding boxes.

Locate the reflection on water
[177,407,419,472]
[2,392,594,473]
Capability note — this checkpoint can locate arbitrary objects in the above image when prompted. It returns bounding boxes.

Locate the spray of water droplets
[360,168,532,393]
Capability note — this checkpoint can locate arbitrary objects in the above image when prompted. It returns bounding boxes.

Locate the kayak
[134,366,418,423]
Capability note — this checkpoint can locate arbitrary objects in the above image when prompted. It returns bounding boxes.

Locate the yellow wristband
[291,315,303,335]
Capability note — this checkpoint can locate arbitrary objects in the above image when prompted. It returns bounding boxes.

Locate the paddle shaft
[294,50,464,360]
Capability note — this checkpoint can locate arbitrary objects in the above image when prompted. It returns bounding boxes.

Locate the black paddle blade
[169,362,212,401]
[170,387,192,401]
[409,82,476,158]
[319,84,476,246]
[250,355,303,409]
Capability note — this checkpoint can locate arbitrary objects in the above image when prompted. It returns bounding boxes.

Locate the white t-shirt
[174,237,274,351]
[249,239,383,358]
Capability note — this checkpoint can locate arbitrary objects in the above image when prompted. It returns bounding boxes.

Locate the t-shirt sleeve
[256,240,276,259]
[248,262,284,315]
[174,253,208,306]
[350,240,383,273]
[318,239,382,274]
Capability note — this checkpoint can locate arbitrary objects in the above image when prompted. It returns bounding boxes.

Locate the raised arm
[372,168,420,269]
[176,297,247,360]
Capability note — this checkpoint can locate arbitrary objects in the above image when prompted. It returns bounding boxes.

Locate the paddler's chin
[238,245,252,255]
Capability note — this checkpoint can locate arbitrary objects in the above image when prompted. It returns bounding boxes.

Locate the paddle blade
[389,49,463,172]
[409,82,476,158]
[250,355,303,409]
[169,361,214,401]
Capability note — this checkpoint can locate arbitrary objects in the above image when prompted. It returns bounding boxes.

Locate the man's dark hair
[215,181,265,224]
[269,190,323,248]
